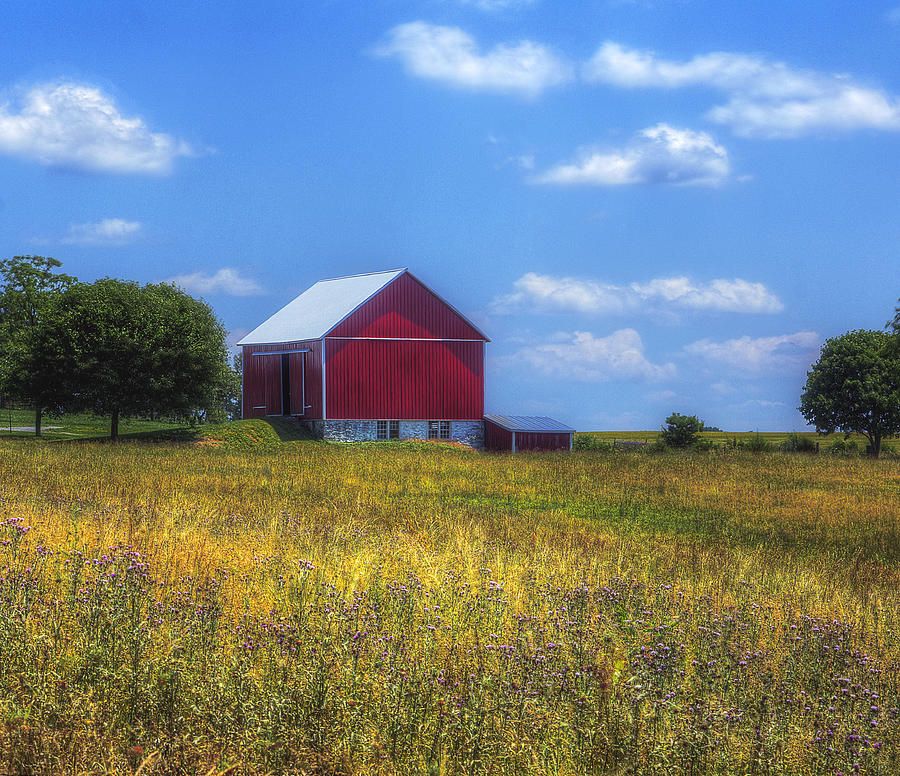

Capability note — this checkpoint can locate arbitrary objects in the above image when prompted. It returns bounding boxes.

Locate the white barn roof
[237,269,405,346]
[484,414,575,433]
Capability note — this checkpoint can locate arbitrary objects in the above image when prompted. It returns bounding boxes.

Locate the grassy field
[0,429,898,774]
[0,408,183,440]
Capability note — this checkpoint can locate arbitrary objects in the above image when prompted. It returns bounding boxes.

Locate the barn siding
[484,419,513,452]
[514,432,573,451]
[328,272,484,340]
[242,340,323,419]
[484,420,572,452]
[324,338,483,419]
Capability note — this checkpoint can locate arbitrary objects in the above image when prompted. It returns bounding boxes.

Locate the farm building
[483,415,575,452]
[237,269,490,446]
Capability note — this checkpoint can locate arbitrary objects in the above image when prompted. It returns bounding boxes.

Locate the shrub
[780,433,817,453]
[828,439,859,456]
[743,434,773,453]
[660,413,703,449]
[573,434,613,452]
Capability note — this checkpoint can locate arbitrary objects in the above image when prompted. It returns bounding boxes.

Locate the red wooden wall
[515,432,573,451]
[242,340,322,419]
[484,420,572,452]
[324,339,483,419]
[484,420,513,451]
[329,272,485,340]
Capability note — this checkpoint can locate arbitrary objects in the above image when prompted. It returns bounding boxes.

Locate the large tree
[799,329,900,457]
[36,278,229,440]
[0,256,77,435]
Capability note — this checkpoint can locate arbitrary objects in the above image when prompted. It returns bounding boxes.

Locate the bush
[743,434,773,453]
[828,439,859,457]
[780,433,817,453]
[660,413,703,449]
[573,434,613,452]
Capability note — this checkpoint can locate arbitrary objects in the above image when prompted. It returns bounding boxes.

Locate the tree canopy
[0,256,77,435]
[799,329,900,457]
[36,278,229,439]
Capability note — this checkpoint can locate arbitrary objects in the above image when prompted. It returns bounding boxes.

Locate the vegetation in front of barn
[0,441,897,775]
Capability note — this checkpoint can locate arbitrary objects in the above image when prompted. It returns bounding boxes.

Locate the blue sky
[1,0,898,431]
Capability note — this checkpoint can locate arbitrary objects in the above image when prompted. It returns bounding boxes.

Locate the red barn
[237,269,490,446]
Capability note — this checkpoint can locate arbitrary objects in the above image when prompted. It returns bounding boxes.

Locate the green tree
[205,352,242,423]
[0,256,77,436]
[799,329,900,458]
[36,278,228,440]
[660,412,703,449]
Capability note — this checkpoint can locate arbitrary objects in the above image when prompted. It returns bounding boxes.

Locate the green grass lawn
[0,408,183,440]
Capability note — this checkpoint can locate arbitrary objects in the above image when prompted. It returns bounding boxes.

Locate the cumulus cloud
[0,82,195,174]
[165,268,263,297]
[583,42,900,137]
[373,21,572,96]
[492,272,782,315]
[630,276,783,313]
[534,124,729,186]
[58,218,143,246]
[504,328,675,381]
[684,331,820,372]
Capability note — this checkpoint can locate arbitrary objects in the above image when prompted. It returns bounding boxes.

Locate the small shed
[483,415,575,452]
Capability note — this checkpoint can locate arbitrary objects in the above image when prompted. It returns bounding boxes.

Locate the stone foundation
[303,419,484,449]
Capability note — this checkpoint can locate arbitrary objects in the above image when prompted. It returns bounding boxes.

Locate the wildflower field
[0,434,898,775]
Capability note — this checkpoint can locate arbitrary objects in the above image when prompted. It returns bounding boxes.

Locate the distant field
[581,428,886,452]
[0,429,897,775]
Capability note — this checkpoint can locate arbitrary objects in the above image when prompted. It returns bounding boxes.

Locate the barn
[237,269,490,446]
[483,415,575,452]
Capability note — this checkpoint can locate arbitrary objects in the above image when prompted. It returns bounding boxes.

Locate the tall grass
[0,440,897,774]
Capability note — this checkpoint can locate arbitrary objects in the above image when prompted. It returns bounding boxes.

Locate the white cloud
[492,272,782,315]
[165,268,263,297]
[0,82,195,174]
[59,218,143,246]
[737,399,785,409]
[630,276,783,313]
[504,328,675,381]
[373,21,572,96]
[685,331,820,372]
[534,124,729,186]
[493,272,627,314]
[583,42,900,137]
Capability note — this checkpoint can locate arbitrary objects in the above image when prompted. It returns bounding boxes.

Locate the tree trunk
[872,431,882,458]
[111,409,119,441]
[35,406,41,438]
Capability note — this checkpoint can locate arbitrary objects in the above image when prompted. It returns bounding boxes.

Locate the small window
[428,420,450,440]
[378,420,400,441]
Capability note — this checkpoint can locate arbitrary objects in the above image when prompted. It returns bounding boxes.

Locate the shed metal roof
[483,414,575,433]
[237,269,405,346]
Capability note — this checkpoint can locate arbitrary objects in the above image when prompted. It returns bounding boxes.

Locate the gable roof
[237,269,405,346]
[484,414,575,433]
[237,268,489,345]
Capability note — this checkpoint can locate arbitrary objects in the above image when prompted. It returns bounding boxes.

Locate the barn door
[290,351,306,416]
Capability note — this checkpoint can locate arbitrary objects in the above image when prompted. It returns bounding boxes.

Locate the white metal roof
[484,414,575,433]
[237,269,405,346]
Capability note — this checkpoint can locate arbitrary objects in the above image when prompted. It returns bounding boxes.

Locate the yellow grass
[0,438,897,774]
